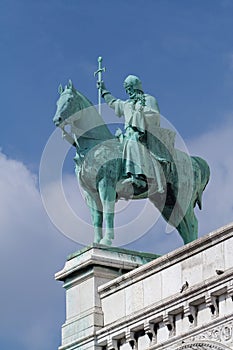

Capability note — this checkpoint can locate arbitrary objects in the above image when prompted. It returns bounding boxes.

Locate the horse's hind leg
[160,202,198,245]
[177,205,198,244]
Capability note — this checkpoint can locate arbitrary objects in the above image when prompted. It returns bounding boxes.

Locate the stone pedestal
[55,244,159,350]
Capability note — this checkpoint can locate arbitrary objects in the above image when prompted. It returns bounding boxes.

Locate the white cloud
[187,119,233,235]
[0,152,77,350]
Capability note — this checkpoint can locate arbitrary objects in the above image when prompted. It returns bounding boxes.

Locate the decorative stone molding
[205,293,219,317]
[107,338,118,350]
[176,341,232,349]
[227,281,233,300]
[163,313,175,337]
[125,330,136,349]
[193,322,233,344]
[184,303,197,326]
[144,321,158,344]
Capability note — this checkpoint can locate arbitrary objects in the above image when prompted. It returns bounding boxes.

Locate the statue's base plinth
[55,244,159,350]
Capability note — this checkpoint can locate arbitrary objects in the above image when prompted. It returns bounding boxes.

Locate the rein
[61,123,114,150]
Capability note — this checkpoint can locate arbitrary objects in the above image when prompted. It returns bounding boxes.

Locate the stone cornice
[96,270,233,342]
[98,223,233,296]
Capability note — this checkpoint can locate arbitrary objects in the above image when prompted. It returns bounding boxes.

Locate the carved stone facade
[55,223,233,350]
[189,321,233,348]
[175,341,232,349]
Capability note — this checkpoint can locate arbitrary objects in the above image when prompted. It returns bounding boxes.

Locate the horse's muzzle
[53,115,62,126]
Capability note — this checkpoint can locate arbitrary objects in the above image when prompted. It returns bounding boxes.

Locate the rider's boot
[122,173,147,188]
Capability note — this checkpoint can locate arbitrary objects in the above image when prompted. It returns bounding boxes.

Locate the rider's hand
[115,128,123,137]
[97,81,106,91]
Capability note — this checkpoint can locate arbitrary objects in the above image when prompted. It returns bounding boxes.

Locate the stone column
[55,244,158,350]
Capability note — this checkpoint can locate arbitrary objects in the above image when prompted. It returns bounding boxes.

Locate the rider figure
[98,75,164,193]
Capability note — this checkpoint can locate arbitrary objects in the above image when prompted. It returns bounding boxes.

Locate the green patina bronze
[53,77,210,247]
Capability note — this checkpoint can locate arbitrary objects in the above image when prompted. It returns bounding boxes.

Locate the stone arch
[175,340,232,350]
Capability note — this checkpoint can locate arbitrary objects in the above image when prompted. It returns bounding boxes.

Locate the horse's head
[53,80,113,146]
[53,80,81,127]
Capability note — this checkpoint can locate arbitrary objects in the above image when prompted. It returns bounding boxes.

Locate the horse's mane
[75,89,95,111]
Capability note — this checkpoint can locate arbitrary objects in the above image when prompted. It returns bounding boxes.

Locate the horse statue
[53,80,210,246]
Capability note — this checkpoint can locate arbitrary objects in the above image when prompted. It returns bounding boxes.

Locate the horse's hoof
[99,238,112,246]
[94,237,102,244]
[122,177,133,185]
[157,186,164,194]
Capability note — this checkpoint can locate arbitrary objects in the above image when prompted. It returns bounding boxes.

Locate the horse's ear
[58,84,63,94]
[68,79,73,88]
[68,79,76,92]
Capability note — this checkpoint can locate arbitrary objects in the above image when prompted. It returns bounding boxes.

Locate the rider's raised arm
[98,81,124,117]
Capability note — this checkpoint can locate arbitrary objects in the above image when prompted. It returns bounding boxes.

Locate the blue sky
[1,1,233,349]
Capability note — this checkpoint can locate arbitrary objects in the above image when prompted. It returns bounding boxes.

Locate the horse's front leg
[90,207,103,244]
[98,179,116,246]
[84,191,103,244]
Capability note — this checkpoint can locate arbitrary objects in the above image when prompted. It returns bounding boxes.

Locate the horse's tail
[193,156,210,210]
